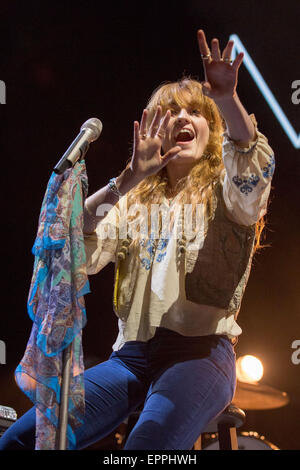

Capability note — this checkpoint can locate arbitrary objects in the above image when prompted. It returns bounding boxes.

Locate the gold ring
[201,53,211,60]
[223,58,233,63]
[140,133,147,139]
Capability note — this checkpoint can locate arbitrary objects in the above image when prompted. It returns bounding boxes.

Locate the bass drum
[203,431,280,450]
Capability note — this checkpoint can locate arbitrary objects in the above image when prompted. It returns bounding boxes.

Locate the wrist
[213,91,239,107]
[116,167,143,195]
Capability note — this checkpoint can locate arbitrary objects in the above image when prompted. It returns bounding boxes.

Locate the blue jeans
[0,327,236,450]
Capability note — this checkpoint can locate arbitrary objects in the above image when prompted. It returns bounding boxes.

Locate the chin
[172,152,198,163]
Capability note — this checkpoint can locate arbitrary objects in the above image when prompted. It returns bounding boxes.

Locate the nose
[176,108,190,123]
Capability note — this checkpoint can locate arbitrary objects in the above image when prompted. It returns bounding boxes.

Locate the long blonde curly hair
[123,77,265,251]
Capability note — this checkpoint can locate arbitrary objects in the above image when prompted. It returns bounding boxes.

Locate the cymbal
[232,380,289,410]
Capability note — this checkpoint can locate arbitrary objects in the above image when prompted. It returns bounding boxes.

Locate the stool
[193,404,246,450]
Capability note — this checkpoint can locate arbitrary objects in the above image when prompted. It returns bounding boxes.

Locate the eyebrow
[167,101,180,108]
[167,100,202,110]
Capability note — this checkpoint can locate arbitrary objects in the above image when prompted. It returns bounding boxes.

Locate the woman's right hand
[130,106,181,181]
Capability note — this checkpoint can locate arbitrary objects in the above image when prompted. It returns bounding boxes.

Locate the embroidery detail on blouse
[139,237,169,270]
[232,174,260,195]
[262,154,275,178]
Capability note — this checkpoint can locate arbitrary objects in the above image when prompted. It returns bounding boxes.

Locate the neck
[166,160,195,190]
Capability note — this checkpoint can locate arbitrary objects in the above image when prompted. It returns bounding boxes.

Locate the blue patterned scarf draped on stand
[15,160,90,449]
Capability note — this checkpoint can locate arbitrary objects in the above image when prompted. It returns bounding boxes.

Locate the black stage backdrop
[0,0,299,450]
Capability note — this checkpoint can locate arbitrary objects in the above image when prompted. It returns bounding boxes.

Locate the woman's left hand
[197,29,244,102]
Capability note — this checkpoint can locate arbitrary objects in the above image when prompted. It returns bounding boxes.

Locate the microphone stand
[56,343,72,450]
[51,118,102,449]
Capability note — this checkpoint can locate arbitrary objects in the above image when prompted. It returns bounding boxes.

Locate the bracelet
[108,177,123,198]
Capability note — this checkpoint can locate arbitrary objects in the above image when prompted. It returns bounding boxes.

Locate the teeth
[175,128,194,140]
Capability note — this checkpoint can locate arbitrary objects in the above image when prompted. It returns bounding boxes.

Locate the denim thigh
[124,333,236,450]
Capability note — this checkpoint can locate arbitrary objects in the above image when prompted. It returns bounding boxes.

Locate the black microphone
[53,118,103,174]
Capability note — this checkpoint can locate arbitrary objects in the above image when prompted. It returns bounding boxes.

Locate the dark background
[1,0,299,450]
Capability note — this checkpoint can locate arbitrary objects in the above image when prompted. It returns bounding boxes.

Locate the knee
[0,408,36,450]
[0,427,31,450]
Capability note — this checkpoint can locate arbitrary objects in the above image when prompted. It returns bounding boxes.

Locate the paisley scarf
[15,160,90,449]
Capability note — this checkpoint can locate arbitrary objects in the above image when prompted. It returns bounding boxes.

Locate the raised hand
[197,29,244,102]
[130,106,181,180]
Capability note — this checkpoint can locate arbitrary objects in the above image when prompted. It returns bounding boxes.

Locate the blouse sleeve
[222,114,275,226]
[83,201,120,275]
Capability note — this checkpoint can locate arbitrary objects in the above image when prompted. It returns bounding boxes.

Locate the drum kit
[203,379,289,450]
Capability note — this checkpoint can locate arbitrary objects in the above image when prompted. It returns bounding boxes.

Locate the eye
[169,108,178,116]
[191,109,201,116]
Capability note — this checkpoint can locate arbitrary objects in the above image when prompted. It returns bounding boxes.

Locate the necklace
[165,187,179,203]
[166,194,178,207]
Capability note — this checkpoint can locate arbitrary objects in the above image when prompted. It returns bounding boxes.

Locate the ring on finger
[201,52,211,60]
[140,133,147,139]
[223,58,233,63]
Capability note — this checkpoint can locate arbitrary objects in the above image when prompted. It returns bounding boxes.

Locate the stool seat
[193,404,246,450]
[204,404,245,433]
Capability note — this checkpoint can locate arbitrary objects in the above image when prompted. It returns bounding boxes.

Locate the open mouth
[175,128,194,143]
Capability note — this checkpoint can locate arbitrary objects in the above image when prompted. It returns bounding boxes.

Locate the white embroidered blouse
[83,115,275,350]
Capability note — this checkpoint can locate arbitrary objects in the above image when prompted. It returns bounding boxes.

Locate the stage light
[230,34,300,149]
[236,355,264,384]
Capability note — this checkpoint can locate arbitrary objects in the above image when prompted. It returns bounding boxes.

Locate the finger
[160,146,182,166]
[197,29,210,57]
[157,109,171,139]
[222,39,234,62]
[211,38,221,61]
[133,121,140,148]
[232,52,244,71]
[201,81,212,97]
[139,109,148,138]
[197,29,211,81]
[149,105,162,138]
